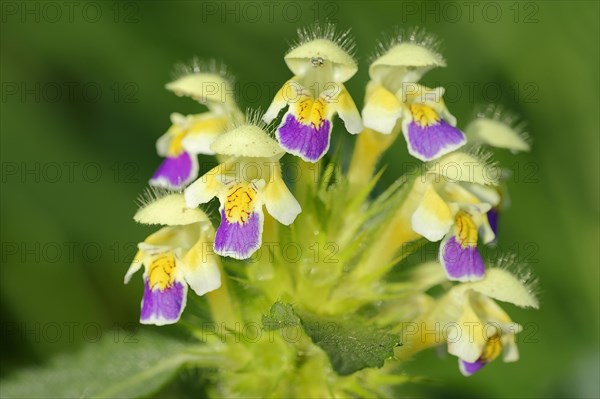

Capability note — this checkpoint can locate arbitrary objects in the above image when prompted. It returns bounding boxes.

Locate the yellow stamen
[455,211,478,248]
[410,104,440,127]
[480,334,503,363]
[295,95,327,129]
[224,182,258,224]
[148,252,176,290]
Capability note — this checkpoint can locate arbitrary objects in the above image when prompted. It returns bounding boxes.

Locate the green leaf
[297,310,400,376]
[0,330,200,398]
[262,302,400,376]
[261,301,300,331]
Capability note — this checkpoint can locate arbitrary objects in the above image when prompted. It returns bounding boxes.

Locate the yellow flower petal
[264,79,298,123]
[263,165,301,225]
[285,38,357,82]
[362,82,403,134]
[428,152,499,186]
[466,118,530,152]
[447,299,487,363]
[468,268,539,309]
[124,249,143,284]
[370,42,446,85]
[182,233,221,296]
[332,83,362,134]
[185,162,230,208]
[210,124,284,158]
[411,183,454,241]
[134,194,211,226]
[165,72,232,105]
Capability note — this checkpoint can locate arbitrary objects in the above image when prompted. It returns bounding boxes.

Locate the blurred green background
[1,0,598,397]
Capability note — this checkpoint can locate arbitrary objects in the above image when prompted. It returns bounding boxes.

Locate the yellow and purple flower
[362,30,445,132]
[150,60,244,189]
[150,112,229,189]
[413,184,496,281]
[401,152,499,280]
[402,266,538,376]
[449,289,524,376]
[361,30,465,161]
[263,23,363,162]
[185,119,301,259]
[125,193,221,325]
[400,84,466,161]
[461,181,506,240]
[364,82,466,161]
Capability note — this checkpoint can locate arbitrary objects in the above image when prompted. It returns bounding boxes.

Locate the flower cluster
[126,23,537,396]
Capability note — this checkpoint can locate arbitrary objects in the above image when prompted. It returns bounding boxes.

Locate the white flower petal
[264,79,298,123]
[285,39,357,82]
[428,152,499,186]
[502,333,521,362]
[210,125,284,158]
[182,238,222,296]
[181,132,219,155]
[468,268,539,308]
[370,42,446,85]
[134,194,210,226]
[447,300,487,363]
[263,168,301,225]
[411,183,454,241]
[362,82,403,134]
[165,73,231,105]
[333,84,363,134]
[466,118,530,152]
[124,250,143,284]
[184,161,234,208]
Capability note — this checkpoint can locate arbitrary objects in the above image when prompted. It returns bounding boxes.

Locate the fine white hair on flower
[463,145,495,165]
[290,21,356,59]
[424,147,500,186]
[165,57,241,107]
[210,108,284,158]
[469,104,532,149]
[233,108,278,139]
[370,26,445,65]
[494,253,540,300]
[134,188,212,226]
[170,57,236,86]
[136,186,183,210]
[462,145,499,172]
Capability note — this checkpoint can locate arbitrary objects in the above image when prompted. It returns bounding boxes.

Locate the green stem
[205,258,241,328]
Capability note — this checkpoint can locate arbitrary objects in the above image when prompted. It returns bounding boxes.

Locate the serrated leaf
[262,302,400,376]
[261,301,300,330]
[297,310,400,376]
[0,330,198,398]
